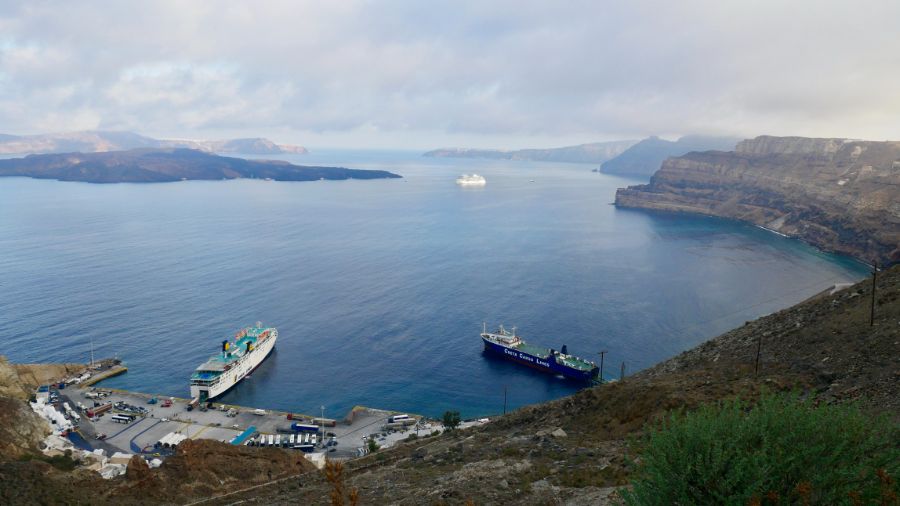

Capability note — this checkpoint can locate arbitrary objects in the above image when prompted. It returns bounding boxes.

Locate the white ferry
[190,323,277,401]
[456,174,486,186]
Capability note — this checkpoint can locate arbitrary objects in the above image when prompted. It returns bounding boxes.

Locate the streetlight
[320,405,325,447]
[597,351,607,383]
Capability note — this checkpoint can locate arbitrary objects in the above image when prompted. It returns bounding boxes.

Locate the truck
[85,403,112,418]
[186,397,199,412]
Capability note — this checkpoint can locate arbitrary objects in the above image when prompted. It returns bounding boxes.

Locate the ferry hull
[482,337,597,382]
[191,331,277,401]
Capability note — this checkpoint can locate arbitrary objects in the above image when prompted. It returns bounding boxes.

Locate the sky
[1,1,899,150]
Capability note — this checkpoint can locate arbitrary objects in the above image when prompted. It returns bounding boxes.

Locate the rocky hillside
[423,140,637,164]
[615,135,900,266]
[191,266,900,505]
[0,356,318,504]
[0,358,56,459]
[0,439,317,505]
[0,148,400,183]
[1,267,897,504]
[600,135,740,178]
[0,131,307,155]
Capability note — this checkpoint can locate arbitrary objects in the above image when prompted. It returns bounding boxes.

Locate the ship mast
[90,336,94,369]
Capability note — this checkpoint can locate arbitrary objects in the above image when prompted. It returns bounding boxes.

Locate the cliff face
[600,135,740,178]
[615,136,900,266]
[0,357,51,459]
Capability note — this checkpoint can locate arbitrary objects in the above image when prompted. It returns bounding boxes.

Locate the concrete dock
[61,383,439,462]
[80,364,128,386]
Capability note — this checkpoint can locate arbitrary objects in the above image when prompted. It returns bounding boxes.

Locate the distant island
[0,130,308,156]
[0,148,401,184]
[599,135,741,178]
[423,139,637,164]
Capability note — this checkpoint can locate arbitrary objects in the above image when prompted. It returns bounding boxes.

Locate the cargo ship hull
[481,336,597,382]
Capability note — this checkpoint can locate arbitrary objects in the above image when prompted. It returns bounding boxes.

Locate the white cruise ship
[190,323,277,401]
[456,174,487,186]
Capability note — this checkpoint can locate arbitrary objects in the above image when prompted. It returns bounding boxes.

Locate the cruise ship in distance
[481,324,599,381]
[190,323,277,401]
[456,174,486,186]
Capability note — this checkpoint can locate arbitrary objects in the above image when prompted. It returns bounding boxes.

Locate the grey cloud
[1,0,899,148]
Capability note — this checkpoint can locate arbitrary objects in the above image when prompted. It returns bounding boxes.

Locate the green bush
[442,410,461,431]
[624,392,899,505]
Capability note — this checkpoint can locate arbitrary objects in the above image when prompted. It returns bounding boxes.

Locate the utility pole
[503,386,507,415]
[598,351,607,383]
[320,405,325,447]
[90,336,94,369]
[870,260,878,327]
[620,361,626,381]
[755,332,762,377]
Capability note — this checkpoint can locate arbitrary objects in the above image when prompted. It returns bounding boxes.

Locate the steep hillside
[423,140,637,164]
[0,131,307,155]
[2,268,896,504]
[615,136,900,266]
[0,148,400,183]
[600,135,740,178]
[197,266,900,505]
[0,358,52,459]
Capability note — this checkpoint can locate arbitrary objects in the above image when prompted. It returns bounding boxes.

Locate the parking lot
[62,386,439,460]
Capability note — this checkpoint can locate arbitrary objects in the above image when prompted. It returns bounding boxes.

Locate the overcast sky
[1,1,899,149]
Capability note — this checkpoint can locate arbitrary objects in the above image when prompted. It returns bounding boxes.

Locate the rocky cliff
[615,135,900,266]
[600,135,740,178]
[0,357,51,459]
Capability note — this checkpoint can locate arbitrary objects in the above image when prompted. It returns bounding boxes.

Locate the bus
[388,414,409,423]
[291,423,319,432]
[111,414,132,424]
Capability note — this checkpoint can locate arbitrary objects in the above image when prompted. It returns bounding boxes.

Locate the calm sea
[0,150,868,418]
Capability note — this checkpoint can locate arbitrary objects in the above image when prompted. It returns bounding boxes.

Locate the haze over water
[0,151,868,418]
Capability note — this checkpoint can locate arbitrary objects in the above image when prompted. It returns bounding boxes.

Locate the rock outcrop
[615,135,900,266]
[0,357,51,459]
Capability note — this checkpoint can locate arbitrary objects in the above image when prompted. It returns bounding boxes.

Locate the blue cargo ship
[481,324,599,381]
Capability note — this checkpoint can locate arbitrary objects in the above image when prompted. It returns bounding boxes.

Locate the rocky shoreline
[615,135,900,267]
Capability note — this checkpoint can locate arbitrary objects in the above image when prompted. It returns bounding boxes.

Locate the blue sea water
[0,150,868,418]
